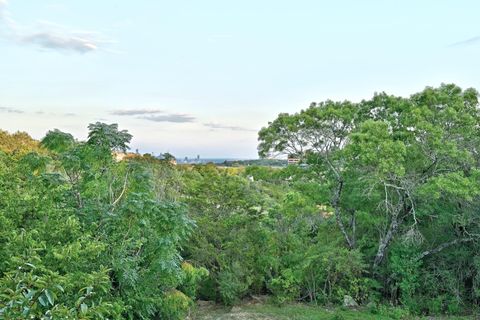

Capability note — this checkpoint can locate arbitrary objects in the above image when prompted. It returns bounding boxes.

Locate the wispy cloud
[112,108,196,123]
[21,30,101,53]
[110,109,164,116]
[29,110,80,117]
[449,36,480,47]
[204,122,255,132]
[0,1,109,54]
[143,114,196,123]
[0,106,23,114]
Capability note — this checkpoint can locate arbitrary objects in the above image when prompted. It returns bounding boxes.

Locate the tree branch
[416,238,475,261]
[111,171,129,209]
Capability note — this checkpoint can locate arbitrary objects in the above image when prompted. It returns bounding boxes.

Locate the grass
[237,304,389,319]
[191,302,474,320]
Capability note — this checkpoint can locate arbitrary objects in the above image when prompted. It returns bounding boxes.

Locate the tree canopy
[3,85,480,318]
[259,83,480,268]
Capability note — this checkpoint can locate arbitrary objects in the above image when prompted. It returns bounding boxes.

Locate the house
[287,154,300,165]
[113,152,142,162]
[113,152,136,161]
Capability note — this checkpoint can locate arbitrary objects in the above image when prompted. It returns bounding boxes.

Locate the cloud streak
[0,1,108,54]
[204,122,256,132]
[0,106,23,114]
[143,114,196,123]
[110,109,164,116]
[111,108,254,128]
[112,108,196,123]
[449,36,480,47]
[21,30,101,53]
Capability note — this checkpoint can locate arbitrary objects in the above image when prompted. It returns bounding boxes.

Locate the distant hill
[177,158,239,164]
[219,158,287,167]
[175,158,287,167]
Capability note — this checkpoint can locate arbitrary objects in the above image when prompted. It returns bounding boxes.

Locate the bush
[268,268,301,304]
[180,262,209,300]
[218,263,250,305]
[160,290,192,320]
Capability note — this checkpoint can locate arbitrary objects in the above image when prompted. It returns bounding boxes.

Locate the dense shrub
[0,126,196,319]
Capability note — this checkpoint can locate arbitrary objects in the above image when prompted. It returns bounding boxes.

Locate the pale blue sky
[1,0,479,158]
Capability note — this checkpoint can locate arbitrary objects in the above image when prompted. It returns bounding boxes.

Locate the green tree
[41,129,75,153]
[0,123,195,319]
[87,122,132,153]
[258,84,480,274]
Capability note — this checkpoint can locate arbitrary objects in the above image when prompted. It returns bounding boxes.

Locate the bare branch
[111,171,129,209]
[416,238,475,260]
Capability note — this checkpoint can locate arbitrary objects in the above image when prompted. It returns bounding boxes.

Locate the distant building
[113,152,125,161]
[287,154,300,165]
[113,152,137,162]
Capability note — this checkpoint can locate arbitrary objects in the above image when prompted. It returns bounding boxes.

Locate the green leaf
[38,294,47,307]
[80,303,88,314]
[86,286,93,295]
[22,306,30,316]
[45,289,54,306]
[76,296,85,307]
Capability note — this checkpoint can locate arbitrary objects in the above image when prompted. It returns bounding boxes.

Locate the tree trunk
[332,178,354,249]
[373,212,400,268]
[75,189,83,209]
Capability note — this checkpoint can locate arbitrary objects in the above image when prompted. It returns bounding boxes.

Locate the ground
[190,301,473,320]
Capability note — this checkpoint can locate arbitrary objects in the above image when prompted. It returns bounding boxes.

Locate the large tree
[258,84,480,269]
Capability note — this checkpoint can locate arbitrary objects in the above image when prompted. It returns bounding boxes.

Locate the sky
[1,0,480,158]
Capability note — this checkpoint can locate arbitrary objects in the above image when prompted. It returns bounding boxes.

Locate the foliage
[160,290,192,320]
[3,82,480,318]
[0,123,194,319]
[0,130,43,155]
[257,84,480,314]
[179,262,209,301]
